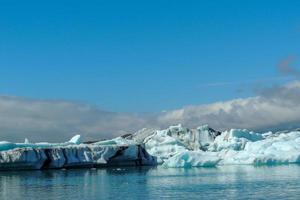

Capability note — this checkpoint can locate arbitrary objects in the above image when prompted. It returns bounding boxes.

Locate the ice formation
[141,124,221,164]
[130,124,300,168]
[0,135,156,170]
[0,135,82,152]
[1,124,300,170]
[94,137,137,146]
[162,151,221,168]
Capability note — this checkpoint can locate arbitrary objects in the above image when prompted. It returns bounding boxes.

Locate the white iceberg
[2,124,300,169]
[0,134,156,170]
[68,134,81,144]
[0,135,83,152]
[219,131,300,165]
[133,125,300,168]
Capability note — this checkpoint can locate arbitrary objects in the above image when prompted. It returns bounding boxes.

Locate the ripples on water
[0,165,300,200]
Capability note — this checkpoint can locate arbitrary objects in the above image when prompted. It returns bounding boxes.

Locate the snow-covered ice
[0,135,82,152]
[0,135,156,170]
[131,125,300,168]
[208,129,264,152]
[1,124,300,169]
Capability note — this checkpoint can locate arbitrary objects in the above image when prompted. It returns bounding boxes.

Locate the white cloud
[159,81,300,131]
[1,81,300,142]
[0,96,152,142]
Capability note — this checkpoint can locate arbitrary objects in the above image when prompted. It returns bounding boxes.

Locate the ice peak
[24,138,29,144]
[68,135,81,144]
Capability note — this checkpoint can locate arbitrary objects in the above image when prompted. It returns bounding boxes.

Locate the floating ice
[136,125,300,168]
[0,143,156,170]
[219,131,300,165]
[94,137,137,146]
[0,135,83,152]
[1,124,300,169]
[24,138,29,144]
[68,134,81,144]
[163,151,220,168]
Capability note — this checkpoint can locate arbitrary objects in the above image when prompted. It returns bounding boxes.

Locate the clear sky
[0,0,299,112]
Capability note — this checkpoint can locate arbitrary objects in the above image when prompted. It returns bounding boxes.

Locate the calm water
[0,165,300,200]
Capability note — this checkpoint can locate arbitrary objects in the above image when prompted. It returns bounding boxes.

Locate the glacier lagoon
[1,165,300,200]
[1,125,300,199]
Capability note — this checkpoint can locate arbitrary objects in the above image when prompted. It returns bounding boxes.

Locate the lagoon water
[1,165,300,200]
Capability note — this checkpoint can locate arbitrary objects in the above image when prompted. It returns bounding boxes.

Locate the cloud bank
[1,81,300,142]
[0,97,155,142]
[159,81,300,131]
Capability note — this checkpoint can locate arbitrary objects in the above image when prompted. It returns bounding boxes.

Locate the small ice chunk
[68,135,81,144]
[24,138,29,144]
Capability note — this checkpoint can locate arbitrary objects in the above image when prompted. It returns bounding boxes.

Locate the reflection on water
[1,165,300,200]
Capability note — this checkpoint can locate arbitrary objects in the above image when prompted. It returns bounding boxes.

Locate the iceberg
[0,135,83,152]
[131,125,300,168]
[0,135,156,170]
[68,134,81,144]
[219,131,300,165]
[1,124,300,170]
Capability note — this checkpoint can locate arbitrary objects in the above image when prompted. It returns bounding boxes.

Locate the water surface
[1,165,300,200]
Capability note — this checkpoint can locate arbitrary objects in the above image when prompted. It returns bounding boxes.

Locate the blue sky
[0,0,300,112]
